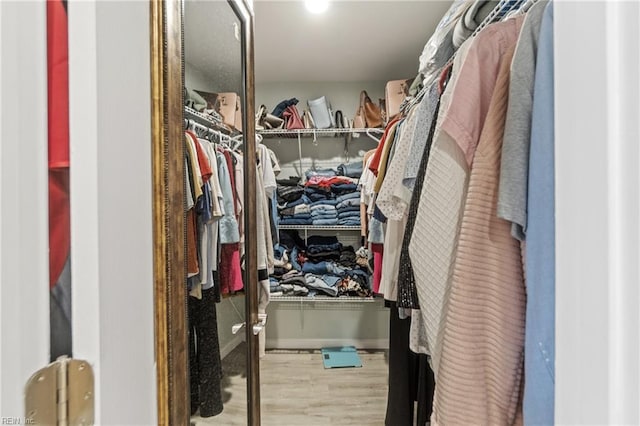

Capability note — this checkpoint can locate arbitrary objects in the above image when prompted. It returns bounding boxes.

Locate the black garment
[385,302,435,426]
[272,98,299,118]
[50,257,72,361]
[277,185,304,203]
[397,86,443,309]
[306,250,341,262]
[279,230,306,250]
[189,288,223,417]
[306,235,339,246]
[339,246,357,267]
[276,176,301,186]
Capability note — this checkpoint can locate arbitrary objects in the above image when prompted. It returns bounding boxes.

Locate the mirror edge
[150,0,190,424]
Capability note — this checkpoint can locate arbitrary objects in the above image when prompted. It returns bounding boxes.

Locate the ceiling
[185,0,454,86]
[254,0,453,83]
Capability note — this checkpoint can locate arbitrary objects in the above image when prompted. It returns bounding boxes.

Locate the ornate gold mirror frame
[150,0,259,424]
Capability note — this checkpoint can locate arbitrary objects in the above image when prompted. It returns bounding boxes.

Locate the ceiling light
[305,0,329,14]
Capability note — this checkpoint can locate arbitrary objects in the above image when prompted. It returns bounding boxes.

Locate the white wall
[555,1,640,424]
[218,296,246,358]
[266,301,389,350]
[68,1,156,425]
[0,0,50,418]
[185,61,219,92]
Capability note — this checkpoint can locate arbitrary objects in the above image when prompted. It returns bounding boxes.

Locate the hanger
[365,128,383,144]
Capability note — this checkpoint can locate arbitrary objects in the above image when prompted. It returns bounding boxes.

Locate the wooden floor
[192,344,389,425]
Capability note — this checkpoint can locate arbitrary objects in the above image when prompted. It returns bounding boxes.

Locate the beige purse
[385,79,412,122]
[217,92,242,131]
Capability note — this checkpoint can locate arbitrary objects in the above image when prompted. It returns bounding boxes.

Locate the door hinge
[24,356,94,425]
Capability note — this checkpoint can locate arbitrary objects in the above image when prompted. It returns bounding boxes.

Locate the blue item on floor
[321,346,362,369]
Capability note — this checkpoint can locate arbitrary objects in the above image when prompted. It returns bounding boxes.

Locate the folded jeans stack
[337,161,364,178]
[310,204,338,225]
[335,191,361,226]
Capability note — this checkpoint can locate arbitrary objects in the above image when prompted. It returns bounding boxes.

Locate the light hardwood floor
[192,344,389,425]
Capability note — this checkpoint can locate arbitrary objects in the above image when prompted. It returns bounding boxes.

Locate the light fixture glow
[305,0,329,14]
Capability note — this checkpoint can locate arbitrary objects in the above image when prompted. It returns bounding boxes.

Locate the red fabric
[49,171,70,288]
[186,131,212,182]
[219,243,243,294]
[305,176,355,189]
[186,209,200,276]
[438,63,453,94]
[368,118,401,177]
[47,0,70,288]
[371,243,384,294]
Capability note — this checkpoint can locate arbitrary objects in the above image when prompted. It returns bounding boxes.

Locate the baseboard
[220,333,245,359]
[266,338,388,350]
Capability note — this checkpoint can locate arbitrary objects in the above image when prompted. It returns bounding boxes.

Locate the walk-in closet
[3,0,640,425]
[179,0,561,425]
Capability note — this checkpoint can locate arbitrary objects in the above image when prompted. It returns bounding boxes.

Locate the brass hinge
[24,356,94,425]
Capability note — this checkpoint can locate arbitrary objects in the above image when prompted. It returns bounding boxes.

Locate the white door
[1,1,157,424]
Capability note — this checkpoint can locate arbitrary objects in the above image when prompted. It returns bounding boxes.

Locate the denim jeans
[337,205,361,213]
[302,261,346,275]
[304,274,338,297]
[310,204,337,212]
[312,218,339,226]
[290,247,302,271]
[311,213,338,220]
[337,162,363,178]
[311,198,339,206]
[280,218,311,225]
[336,197,361,210]
[280,195,311,209]
[307,242,342,254]
[331,183,358,193]
[336,191,361,203]
[338,211,361,219]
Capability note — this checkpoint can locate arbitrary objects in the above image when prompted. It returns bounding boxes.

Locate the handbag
[264,112,285,129]
[307,96,333,129]
[217,92,242,131]
[302,109,315,129]
[354,90,383,128]
[335,111,344,129]
[283,105,304,130]
[272,98,299,118]
[385,79,412,122]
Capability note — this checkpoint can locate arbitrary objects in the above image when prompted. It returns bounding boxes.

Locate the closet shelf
[184,106,235,135]
[279,225,362,231]
[270,295,377,303]
[258,128,383,137]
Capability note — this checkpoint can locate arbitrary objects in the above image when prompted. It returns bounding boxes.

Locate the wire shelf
[270,295,377,303]
[278,225,361,231]
[259,128,383,136]
[184,106,235,135]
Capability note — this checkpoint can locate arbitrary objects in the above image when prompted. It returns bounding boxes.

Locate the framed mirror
[150,0,259,424]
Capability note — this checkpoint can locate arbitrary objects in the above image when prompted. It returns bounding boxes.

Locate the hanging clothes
[522,2,555,424]
[432,16,526,426]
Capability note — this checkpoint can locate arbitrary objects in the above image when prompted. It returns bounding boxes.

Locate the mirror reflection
[183,1,247,423]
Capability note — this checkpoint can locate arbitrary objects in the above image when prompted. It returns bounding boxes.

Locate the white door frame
[0,0,50,419]
[555,1,640,423]
[1,1,158,423]
[68,1,157,424]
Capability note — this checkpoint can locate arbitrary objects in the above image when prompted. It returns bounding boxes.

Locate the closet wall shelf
[258,128,383,137]
[270,295,376,303]
[279,225,361,231]
[184,106,235,135]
